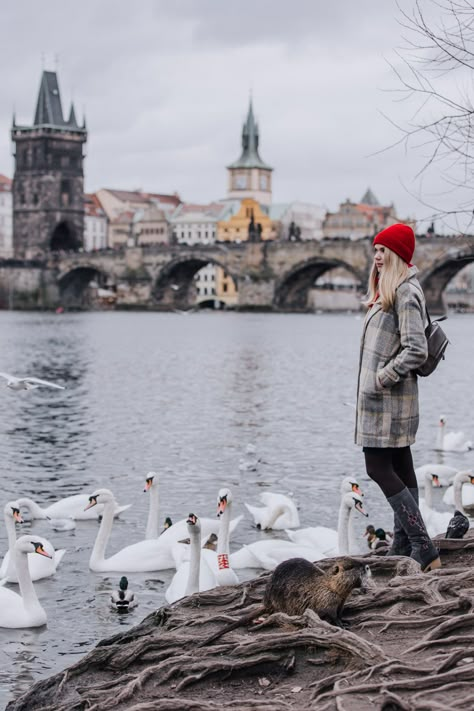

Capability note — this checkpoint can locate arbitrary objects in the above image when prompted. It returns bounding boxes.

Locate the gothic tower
[11,70,87,258]
[227,99,273,206]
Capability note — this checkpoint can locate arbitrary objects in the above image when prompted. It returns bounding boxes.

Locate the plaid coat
[355,267,428,448]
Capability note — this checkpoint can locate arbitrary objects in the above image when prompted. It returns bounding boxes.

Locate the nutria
[200,557,371,646]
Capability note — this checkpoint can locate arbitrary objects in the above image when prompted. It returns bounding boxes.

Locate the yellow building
[215,266,238,307]
[216,198,279,243]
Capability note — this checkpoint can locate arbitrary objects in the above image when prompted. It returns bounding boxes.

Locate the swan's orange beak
[144,478,153,493]
[470,476,474,485]
[432,475,441,488]
[84,495,98,511]
[351,483,362,495]
[217,496,227,517]
[12,508,24,524]
[33,542,52,559]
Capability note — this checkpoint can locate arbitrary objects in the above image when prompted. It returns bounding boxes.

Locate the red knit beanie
[373,224,415,265]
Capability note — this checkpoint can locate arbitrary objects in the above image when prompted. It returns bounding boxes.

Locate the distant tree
[391,0,474,228]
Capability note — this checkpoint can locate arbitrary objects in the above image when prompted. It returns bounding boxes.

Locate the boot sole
[422,557,441,573]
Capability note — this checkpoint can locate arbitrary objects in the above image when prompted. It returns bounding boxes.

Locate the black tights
[363,446,418,498]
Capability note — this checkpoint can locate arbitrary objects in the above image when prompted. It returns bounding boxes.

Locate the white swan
[419,470,453,537]
[286,490,368,557]
[215,489,239,585]
[442,471,474,514]
[435,415,472,452]
[165,514,218,604]
[143,472,242,542]
[86,488,179,572]
[230,539,326,571]
[244,492,300,530]
[0,501,66,583]
[0,536,51,628]
[415,464,458,488]
[17,493,131,522]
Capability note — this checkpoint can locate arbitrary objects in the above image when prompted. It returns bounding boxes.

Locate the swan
[435,415,472,452]
[229,539,326,571]
[215,489,239,585]
[419,470,453,537]
[244,492,300,530]
[0,371,65,390]
[85,488,179,572]
[416,464,458,488]
[442,471,474,514]
[110,577,138,612]
[17,493,131,522]
[0,501,66,583]
[285,490,369,557]
[143,472,243,541]
[0,536,51,628]
[165,514,218,604]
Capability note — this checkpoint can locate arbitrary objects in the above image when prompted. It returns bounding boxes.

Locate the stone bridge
[0,235,473,312]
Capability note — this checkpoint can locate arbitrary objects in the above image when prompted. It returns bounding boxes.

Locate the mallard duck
[110,576,137,612]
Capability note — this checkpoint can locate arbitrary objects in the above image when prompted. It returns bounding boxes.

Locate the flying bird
[0,372,65,391]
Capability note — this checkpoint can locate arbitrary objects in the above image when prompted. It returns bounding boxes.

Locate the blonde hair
[364,247,409,311]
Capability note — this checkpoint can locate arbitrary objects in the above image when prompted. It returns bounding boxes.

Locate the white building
[84,193,108,251]
[169,201,238,304]
[0,174,13,257]
[270,201,326,241]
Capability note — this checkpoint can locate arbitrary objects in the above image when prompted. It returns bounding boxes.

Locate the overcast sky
[0,0,463,228]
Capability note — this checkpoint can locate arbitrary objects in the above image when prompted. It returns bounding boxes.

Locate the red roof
[85,193,106,217]
[0,174,12,192]
[104,189,181,207]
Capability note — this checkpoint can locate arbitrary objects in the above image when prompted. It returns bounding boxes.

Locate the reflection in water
[0,310,472,707]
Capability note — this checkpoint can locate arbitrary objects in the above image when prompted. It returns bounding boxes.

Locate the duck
[415,463,458,488]
[110,576,137,612]
[435,415,472,452]
[0,536,51,628]
[442,471,474,514]
[0,501,66,583]
[244,492,300,530]
[17,492,130,522]
[445,510,470,539]
[143,472,243,542]
[165,514,218,604]
[418,471,454,537]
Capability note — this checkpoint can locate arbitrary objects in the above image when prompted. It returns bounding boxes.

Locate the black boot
[387,488,441,572]
[387,487,418,557]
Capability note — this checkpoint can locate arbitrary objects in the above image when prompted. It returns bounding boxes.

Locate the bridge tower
[11,70,87,258]
[226,98,273,206]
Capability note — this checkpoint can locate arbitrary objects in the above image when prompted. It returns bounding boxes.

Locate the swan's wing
[53,549,67,570]
[229,514,244,534]
[22,377,65,390]
[114,503,132,516]
[244,502,265,526]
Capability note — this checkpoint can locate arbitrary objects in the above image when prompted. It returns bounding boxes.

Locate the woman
[355,223,440,572]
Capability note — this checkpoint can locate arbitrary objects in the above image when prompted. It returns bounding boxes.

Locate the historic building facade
[322,189,398,240]
[84,193,108,251]
[226,100,273,206]
[0,175,13,257]
[217,198,279,242]
[11,70,87,258]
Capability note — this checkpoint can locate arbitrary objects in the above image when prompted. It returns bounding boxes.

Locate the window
[33,193,38,205]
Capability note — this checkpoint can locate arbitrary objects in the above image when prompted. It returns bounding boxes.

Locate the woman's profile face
[374,244,385,272]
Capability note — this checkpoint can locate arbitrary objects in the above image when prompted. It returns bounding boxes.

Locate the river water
[0,310,473,708]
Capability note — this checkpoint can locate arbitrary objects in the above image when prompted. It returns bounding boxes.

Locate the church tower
[11,70,87,258]
[227,99,273,206]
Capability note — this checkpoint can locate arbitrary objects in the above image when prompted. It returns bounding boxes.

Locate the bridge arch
[152,256,238,308]
[58,266,111,309]
[420,246,474,313]
[274,257,366,310]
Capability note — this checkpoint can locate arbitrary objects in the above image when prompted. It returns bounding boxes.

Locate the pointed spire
[68,102,78,128]
[227,97,272,171]
[34,70,65,126]
[361,188,379,206]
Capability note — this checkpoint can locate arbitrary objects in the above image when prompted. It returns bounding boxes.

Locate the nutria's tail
[198,605,266,647]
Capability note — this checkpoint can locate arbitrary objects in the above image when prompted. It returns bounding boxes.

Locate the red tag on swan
[217,554,229,570]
